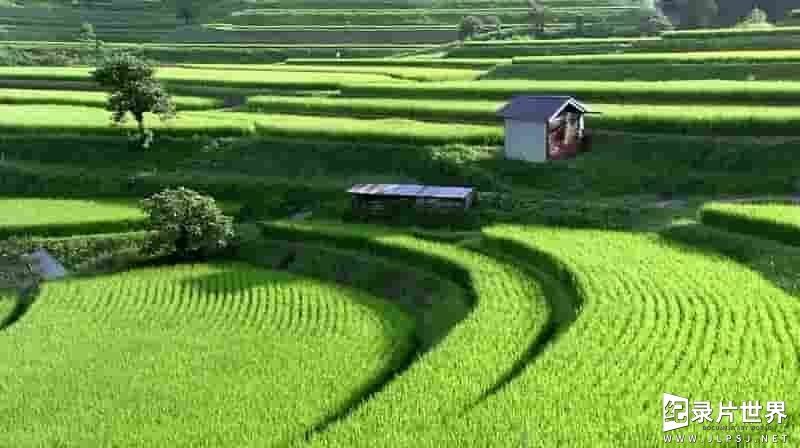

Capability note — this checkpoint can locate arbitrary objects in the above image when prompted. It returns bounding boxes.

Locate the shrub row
[0,231,149,271]
[663,26,800,39]
[447,35,800,57]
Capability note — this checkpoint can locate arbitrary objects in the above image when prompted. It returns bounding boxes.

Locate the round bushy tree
[528,0,547,36]
[141,187,235,260]
[738,8,770,27]
[483,15,502,33]
[640,9,674,34]
[92,53,175,149]
[459,16,483,40]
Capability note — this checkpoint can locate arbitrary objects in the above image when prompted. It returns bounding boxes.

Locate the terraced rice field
[0,263,414,446]
[178,63,482,82]
[294,224,800,446]
[244,95,800,136]
[0,105,502,144]
[262,220,551,438]
[341,79,800,105]
[0,66,407,90]
[0,197,146,237]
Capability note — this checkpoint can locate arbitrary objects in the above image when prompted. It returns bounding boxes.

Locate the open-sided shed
[348,184,475,215]
[497,96,592,163]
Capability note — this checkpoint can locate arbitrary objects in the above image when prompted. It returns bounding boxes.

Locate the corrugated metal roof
[419,186,474,199]
[496,96,589,122]
[348,184,473,199]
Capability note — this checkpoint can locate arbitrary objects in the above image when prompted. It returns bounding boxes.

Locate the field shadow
[0,282,41,331]
[660,223,800,299]
[458,233,583,411]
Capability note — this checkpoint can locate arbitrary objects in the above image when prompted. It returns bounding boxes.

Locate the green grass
[700,202,800,247]
[260,220,550,439]
[324,224,800,446]
[0,262,414,446]
[0,88,221,110]
[0,197,147,238]
[341,79,800,105]
[178,63,482,82]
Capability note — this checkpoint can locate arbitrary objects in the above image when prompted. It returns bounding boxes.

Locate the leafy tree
[483,15,502,33]
[92,53,175,149]
[640,9,674,34]
[685,0,718,28]
[78,22,104,64]
[459,16,483,40]
[177,0,193,25]
[141,187,235,260]
[574,13,585,36]
[78,22,95,42]
[528,0,547,36]
[738,7,770,26]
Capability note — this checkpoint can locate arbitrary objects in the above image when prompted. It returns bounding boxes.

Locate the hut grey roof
[348,184,473,199]
[496,96,589,122]
[23,249,67,280]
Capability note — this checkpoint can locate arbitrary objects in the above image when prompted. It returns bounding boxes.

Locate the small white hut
[497,96,590,163]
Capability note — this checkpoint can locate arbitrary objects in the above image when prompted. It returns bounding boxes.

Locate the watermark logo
[662,393,789,444]
[664,393,690,432]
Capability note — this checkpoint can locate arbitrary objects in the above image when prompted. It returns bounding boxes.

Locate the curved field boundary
[369,225,800,446]
[662,223,800,298]
[458,233,582,409]
[0,288,21,328]
[700,201,800,247]
[237,237,471,351]
[259,220,549,444]
[238,237,470,441]
[0,262,415,446]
